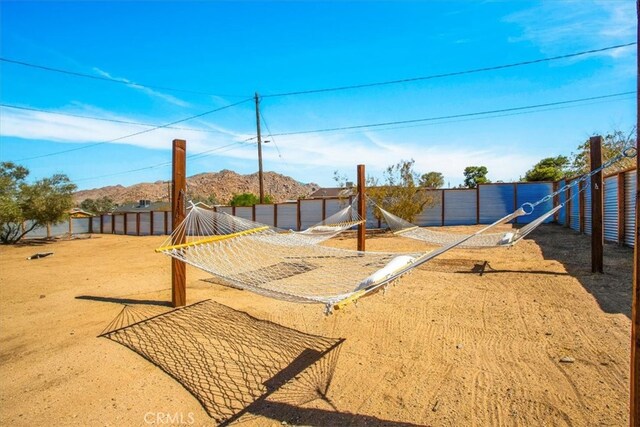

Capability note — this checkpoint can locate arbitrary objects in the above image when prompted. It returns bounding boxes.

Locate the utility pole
[255,92,265,203]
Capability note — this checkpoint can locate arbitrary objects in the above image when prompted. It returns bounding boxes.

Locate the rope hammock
[377,201,564,248]
[157,203,524,313]
[377,147,637,248]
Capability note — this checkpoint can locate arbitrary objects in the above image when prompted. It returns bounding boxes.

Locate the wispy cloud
[93,67,191,107]
[1,105,540,185]
[504,0,636,57]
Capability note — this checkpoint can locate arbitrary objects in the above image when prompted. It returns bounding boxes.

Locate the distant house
[67,208,93,218]
[307,187,355,199]
[112,199,170,213]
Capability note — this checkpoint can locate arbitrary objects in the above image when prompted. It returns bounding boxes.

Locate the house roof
[112,201,171,213]
[307,187,355,199]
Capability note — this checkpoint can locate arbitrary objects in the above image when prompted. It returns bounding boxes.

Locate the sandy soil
[0,224,632,426]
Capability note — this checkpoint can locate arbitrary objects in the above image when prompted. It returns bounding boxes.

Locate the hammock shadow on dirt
[425,258,571,277]
[526,224,632,318]
[76,295,173,307]
[100,300,349,425]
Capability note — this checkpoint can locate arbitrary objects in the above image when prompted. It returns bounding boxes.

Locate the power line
[0,57,250,98]
[73,139,253,183]
[262,42,637,98]
[0,103,240,135]
[13,97,253,162]
[263,91,635,137]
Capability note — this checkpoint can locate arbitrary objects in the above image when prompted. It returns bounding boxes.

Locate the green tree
[524,156,569,182]
[0,163,77,244]
[367,159,435,223]
[191,193,219,206]
[229,192,272,207]
[419,171,444,188]
[463,166,490,189]
[80,196,115,214]
[569,128,636,176]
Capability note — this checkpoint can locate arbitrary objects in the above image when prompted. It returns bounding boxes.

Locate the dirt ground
[0,224,632,426]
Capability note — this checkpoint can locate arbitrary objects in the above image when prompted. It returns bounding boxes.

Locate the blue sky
[0,0,636,192]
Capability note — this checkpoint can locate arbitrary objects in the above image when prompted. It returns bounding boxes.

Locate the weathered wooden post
[631,3,639,423]
[172,139,187,307]
[590,135,604,273]
[357,164,366,252]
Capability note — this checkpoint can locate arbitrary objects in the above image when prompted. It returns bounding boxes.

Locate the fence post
[100,214,104,234]
[441,190,446,226]
[172,139,187,308]
[618,173,626,245]
[123,213,128,235]
[513,183,518,224]
[136,212,141,236]
[297,199,301,231]
[150,211,154,235]
[553,181,560,223]
[357,164,366,252]
[590,135,604,273]
[579,181,585,234]
[273,204,278,228]
[565,183,571,228]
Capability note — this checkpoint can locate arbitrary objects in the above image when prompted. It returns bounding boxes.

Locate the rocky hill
[74,170,319,205]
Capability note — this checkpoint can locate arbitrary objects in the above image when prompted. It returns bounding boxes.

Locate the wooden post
[255,93,265,204]
[322,198,327,221]
[150,211,154,236]
[553,181,560,223]
[579,181,586,234]
[100,214,104,234]
[136,212,141,236]
[164,211,168,235]
[441,190,446,226]
[630,4,639,423]
[513,183,518,224]
[590,135,604,273]
[565,183,571,228]
[357,164,366,251]
[297,199,301,231]
[172,139,187,308]
[618,173,626,245]
[123,213,128,235]
[273,204,278,228]
[476,185,481,224]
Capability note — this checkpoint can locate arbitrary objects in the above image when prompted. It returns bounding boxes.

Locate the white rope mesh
[376,181,588,248]
[157,203,524,311]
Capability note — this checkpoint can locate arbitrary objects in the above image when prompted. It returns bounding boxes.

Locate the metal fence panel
[114,215,125,234]
[569,183,580,232]
[91,216,100,232]
[324,199,350,219]
[584,183,592,235]
[152,212,165,235]
[71,218,90,234]
[103,215,112,233]
[479,184,514,224]
[557,180,566,225]
[603,176,618,243]
[516,183,554,224]
[139,213,151,236]
[300,199,323,229]
[254,204,275,227]
[443,190,477,226]
[126,214,137,235]
[415,191,443,226]
[625,171,636,247]
[215,206,233,215]
[276,203,297,230]
[234,206,253,221]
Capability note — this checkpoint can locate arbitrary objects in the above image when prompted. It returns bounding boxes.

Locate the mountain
[73,170,320,205]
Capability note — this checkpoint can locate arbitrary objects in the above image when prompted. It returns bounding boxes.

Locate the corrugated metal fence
[25,169,637,247]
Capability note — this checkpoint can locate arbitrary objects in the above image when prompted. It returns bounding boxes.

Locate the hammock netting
[377,203,564,248]
[157,203,526,311]
[101,300,344,424]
